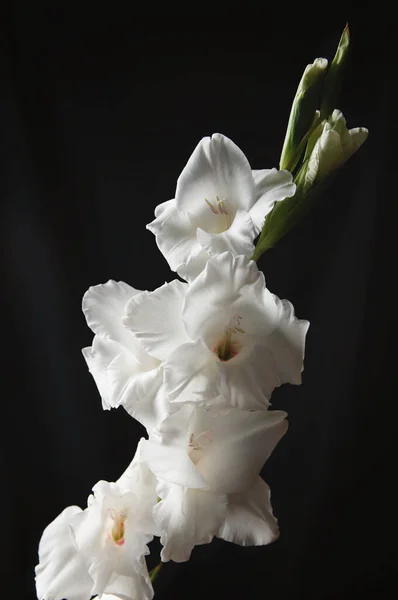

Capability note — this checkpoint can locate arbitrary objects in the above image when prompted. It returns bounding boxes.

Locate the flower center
[106,509,126,546]
[214,315,244,362]
[204,196,231,232]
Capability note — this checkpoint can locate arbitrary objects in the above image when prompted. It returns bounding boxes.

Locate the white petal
[102,562,153,600]
[196,209,255,259]
[139,407,209,490]
[154,198,175,219]
[217,349,274,409]
[187,406,288,494]
[82,280,141,352]
[35,506,93,600]
[147,200,202,274]
[163,340,219,403]
[123,280,189,361]
[69,504,103,566]
[116,442,161,535]
[175,133,256,227]
[249,168,296,234]
[182,252,278,350]
[218,477,279,546]
[264,296,310,386]
[176,247,210,283]
[155,481,227,563]
[82,336,163,431]
[122,377,171,433]
[141,438,208,489]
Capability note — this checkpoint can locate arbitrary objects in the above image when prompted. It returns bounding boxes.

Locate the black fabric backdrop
[1,5,396,599]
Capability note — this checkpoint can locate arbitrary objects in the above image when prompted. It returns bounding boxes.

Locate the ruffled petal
[82,336,163,431]
[217,477,279,546]
[82,280,141,352]
[249,168,296,234]
[263,296,310,386]
[154,480,227,563]
[147,200,201,274]
[116,441,161,535]
[196,209,255,259]
[35,506,93,600]
[123,280,189,361]
[175,133,256,228]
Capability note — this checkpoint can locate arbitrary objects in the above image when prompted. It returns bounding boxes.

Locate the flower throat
[214,315,244,362]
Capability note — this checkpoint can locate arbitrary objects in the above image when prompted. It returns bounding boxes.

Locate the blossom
[301,109,368,190]
[82,280,169,431]
[123,252,309,410]
[140,403,288,562]
[35,445,157,600]
[147,133,296,282]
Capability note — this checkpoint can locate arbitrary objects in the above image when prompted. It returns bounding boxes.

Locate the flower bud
[279,57,328,172]
[298,109,368,190]
[320,24,350,120]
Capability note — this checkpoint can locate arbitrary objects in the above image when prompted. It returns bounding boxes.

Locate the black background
[1,4,396,599]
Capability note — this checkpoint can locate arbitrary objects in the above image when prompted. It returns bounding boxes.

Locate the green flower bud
[298,109,368,191]
[320,24,350,120]
[279,57,328,172]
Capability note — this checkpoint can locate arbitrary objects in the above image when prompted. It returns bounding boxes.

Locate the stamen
[205,198,219,214]
[216,196,228,215]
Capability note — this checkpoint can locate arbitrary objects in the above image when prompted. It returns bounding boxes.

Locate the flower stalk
[253,23,367,262]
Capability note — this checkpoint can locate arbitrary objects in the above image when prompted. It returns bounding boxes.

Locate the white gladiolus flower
[147,133,296,282]
[35,444,158,600]
[303,109,368,189]
[82,280,170,431]
[124,252,309,409]
[140,403,288,562]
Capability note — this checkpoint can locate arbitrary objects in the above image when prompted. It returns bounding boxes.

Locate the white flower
[123,252,309,410]
[140,403,288,562]
[82,280,169,431]
[147,133,296,282]
[35,445,157,600]
[303,109,368,189]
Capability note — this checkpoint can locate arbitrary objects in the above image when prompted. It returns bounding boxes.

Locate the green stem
[149,562,163,583]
